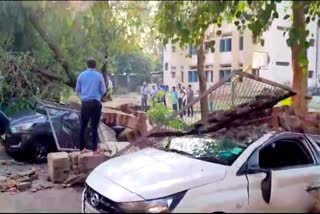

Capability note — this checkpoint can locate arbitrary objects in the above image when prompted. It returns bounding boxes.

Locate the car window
[157,136,248,166]
[259,138,314,170]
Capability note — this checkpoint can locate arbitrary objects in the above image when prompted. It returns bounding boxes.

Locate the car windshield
[35,103,64,116]
[157,136,249,166]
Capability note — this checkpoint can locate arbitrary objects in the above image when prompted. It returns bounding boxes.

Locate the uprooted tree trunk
[291,2,308,117]
[197,41,209,121]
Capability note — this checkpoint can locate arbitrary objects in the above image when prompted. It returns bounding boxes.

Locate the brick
[69,151,81,169]
[47,152,70,183]
[16,182,32,191]
[78,152,107,173]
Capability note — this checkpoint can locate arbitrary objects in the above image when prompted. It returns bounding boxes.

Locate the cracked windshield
[1,0,320,213]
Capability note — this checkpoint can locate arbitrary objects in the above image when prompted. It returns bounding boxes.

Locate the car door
[60,112,81,149]
[244,133,320,212]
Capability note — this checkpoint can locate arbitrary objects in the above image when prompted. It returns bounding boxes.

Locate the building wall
[163,2,320,93]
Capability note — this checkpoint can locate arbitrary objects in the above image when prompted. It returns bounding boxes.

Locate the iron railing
[111,70,295,158]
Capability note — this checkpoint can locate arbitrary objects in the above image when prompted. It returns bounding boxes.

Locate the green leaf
[210,47,215,53]
[260,39,265,47]
[283,14,290,20]
[216,30,222,36]
[241,19,245,24]
[235,11,241,19]
[272,12,279,19]
[318,19,320,27]
[234,21,240,26]
[306,16,310,24]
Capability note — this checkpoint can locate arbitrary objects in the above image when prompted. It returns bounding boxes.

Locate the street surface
[0,143,83,213]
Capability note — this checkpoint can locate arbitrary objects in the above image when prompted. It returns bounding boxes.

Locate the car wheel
[31,139,50,163]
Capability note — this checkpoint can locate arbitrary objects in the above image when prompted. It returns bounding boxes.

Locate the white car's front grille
[84,185,123,213]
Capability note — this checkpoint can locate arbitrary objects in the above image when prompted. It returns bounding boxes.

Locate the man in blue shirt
[76,58,106,153]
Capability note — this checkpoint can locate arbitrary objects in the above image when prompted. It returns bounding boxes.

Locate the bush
[147,102,187,130]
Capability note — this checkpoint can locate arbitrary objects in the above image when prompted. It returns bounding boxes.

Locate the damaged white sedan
[82,131,320,213]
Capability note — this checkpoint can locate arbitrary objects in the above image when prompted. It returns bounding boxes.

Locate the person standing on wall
[76,58,106,154]
[187,84,194,117]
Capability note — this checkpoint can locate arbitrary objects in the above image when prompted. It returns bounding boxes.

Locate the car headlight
[11,122,34,133]
[118,191,186,213]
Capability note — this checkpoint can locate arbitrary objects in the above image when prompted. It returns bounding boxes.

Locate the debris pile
[0,166,40,193]
[101,103,152,142]
[276,106,320,135]
[47,151,108,187]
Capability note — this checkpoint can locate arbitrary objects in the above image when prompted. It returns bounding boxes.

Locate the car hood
[10,111,47,127]
[92,148,227,200]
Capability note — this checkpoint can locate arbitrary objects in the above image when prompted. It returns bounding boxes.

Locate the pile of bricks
[47,152,108,186]
[0,167,39,193]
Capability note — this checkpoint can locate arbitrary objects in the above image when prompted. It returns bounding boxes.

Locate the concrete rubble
[0,165,40,193]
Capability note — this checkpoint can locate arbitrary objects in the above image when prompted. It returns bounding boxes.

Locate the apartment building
[162,2,320,92]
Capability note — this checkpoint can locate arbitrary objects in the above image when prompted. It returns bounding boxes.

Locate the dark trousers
[141,96,147,111]
[187,105,194,117]
[173,103,178,112]
[180,100,186,118]
[80,100,102,151]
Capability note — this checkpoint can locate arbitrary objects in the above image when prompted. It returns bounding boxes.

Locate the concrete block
[16,182,32,191]
[47,152,70,183]
[69,151,81,169]
[78,152,107,173]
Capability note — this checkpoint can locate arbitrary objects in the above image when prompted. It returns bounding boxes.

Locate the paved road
[0,143,83,213]
[0,187,83,213]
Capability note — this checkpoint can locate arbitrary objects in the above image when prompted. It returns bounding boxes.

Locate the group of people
[171,83,194,118]
[140,81,194,118]
[140,81,167,111]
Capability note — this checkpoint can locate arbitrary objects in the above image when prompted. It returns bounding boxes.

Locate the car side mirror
[259,168,272,204]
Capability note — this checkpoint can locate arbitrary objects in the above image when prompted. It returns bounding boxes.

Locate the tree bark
[291,2,308,116]
[197,42,209,121]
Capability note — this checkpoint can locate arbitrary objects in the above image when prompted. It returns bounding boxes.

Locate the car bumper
[4,132,32,153]
[82,186,100,213]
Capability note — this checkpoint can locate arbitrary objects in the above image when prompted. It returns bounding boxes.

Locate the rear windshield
[158,136,248,166]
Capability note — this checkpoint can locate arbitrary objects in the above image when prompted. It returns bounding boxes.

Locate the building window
[165,63,168,71]
[239,36,244,50]
[219,69,231,81]
[189,46,197,55]
[172,45,176,53]
[308,70,314,78]
[188,71,198,82]
[171,66,176,70]
[181,71,184,83]
[171,72,176,78]
[276,61,290,66]
[277,26,285,31]
[220,38,232,52]
[310,39,315,47]
[206,70,213,82]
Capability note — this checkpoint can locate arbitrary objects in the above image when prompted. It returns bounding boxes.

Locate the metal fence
[111,70,295,158]
[39,101,80,152]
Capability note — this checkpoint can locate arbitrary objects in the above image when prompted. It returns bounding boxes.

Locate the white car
[82,132,320,213]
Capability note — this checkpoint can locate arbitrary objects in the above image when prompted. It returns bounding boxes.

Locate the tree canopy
[0,1,159,115]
